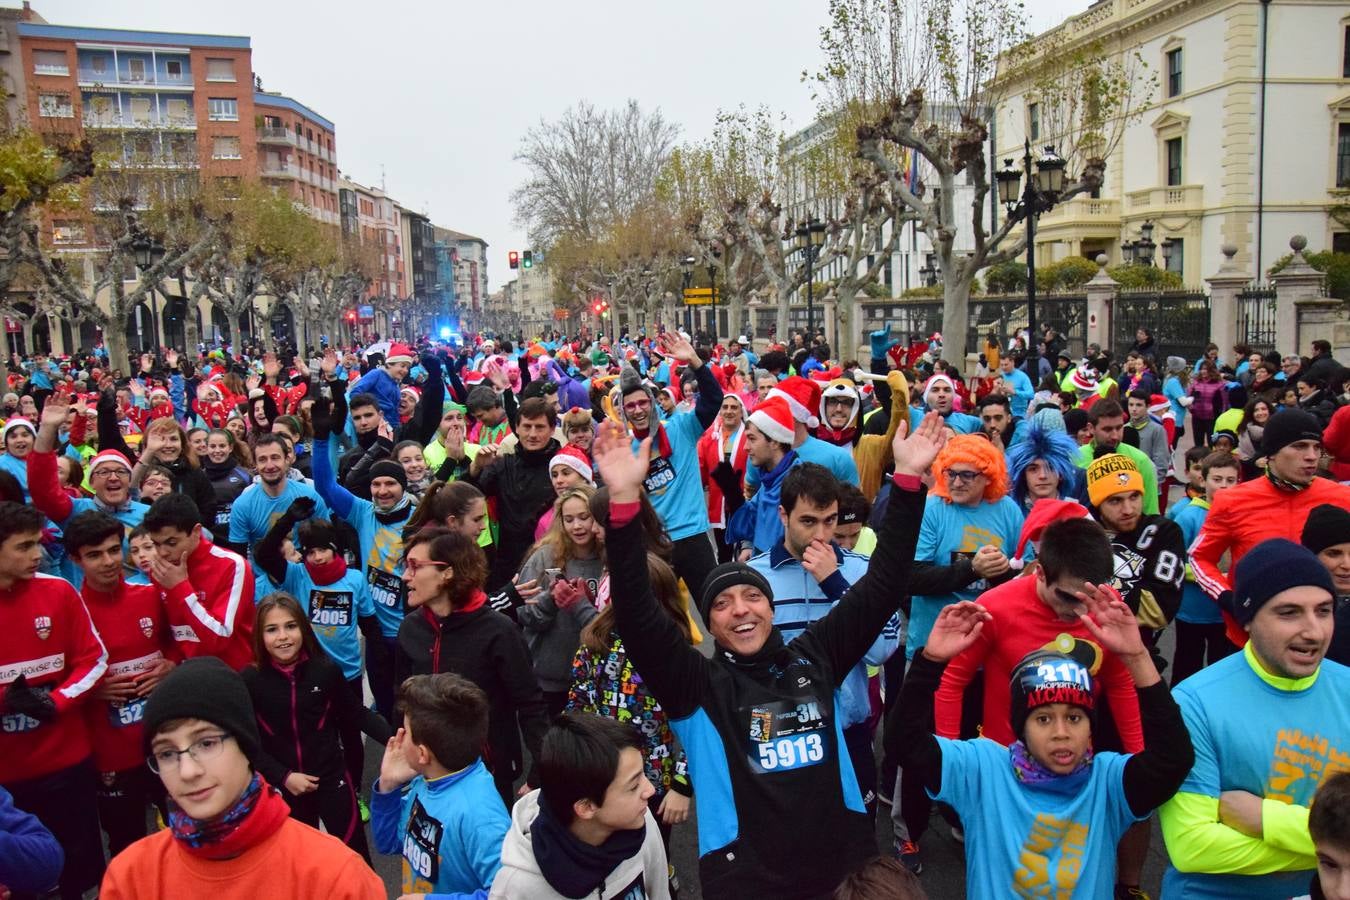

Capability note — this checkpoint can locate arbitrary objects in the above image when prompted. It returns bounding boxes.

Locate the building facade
[255,91,338,226]
[994,0,1350,283]
[435,227,488,324]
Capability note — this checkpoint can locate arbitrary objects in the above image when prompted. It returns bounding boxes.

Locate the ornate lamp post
[131,234,167,352]
[995,142,1068,382]
[680,255,695,335]
[795,218,827,338]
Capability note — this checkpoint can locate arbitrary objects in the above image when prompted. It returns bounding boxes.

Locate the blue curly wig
[1006,418,1083,509]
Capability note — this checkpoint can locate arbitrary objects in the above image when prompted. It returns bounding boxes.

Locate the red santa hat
[89,449,134,477]
[149,386,170,402]
[768,376,820,429]
[548,444,594,484]
[462,370,486,385]
[400,385,421,404]
[921,374,956,408]
[748,396,796,445]
[2,417,34,440]
[385,343,415,365]
[1014,498,1091,559]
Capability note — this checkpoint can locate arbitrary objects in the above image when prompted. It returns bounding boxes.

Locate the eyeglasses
[404,557,450,574]
[623,399,652,413]
[90,467,127,480]
[944,469,983,484]
[147,733,233,773]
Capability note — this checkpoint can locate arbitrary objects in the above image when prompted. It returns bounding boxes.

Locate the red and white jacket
[0,573,108,783]
[81,579,178,774]
[697,419,748,530]
[156,539,256,672]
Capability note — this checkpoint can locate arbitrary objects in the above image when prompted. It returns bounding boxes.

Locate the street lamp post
[131,234,167,352]
[996,141,1067,383]
[680,256,695,335]
[795,218,827,340]
[641,268,653,335]
[707,253,720,343]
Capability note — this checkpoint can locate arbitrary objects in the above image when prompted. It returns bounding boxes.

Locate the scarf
[1009,739,1093,787]
[168,772,291,860]
[529,796,647,899]
[631,421,673,459]
[304,555,348,586]
[1266,468,1310,493]
[816,424,857,447]
[374,492,414,525]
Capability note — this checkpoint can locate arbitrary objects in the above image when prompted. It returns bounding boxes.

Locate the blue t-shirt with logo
[935,737,1141,899]
[635,408,709,541]
[276,562,374,681]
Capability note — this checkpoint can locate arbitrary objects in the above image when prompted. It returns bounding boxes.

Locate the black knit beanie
[1302,504,1350,555]
[1260,409,1323,457]
[698,562,774,620]
[369,459,408,489]
[1229,538,1335,626]
[143,657,261,764]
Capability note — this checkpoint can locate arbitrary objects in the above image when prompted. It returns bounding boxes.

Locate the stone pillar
[822,290,838,356]
[1270,236,1325,354]
[1296,299,1345,360]
[1084,254,1118,353]
[1205,243,1247,355]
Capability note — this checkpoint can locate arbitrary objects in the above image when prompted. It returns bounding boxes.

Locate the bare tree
[512,100,679,249]
[814,0,1151,359]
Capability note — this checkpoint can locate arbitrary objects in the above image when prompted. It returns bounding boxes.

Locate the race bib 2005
[308,589,352,629]
[744,697,832,774]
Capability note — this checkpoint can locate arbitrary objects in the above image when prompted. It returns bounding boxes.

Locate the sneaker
[1114,887,1151,900]
[358,797,371,824]
[894,839,922,874]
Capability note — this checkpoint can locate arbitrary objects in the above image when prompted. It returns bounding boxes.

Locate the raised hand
[592,419,650,502]
[1074,582,1147,660]
[892,411,948,478]
[164,348,179,368]
[245,373,261,393]
[286,496,317,521]
[921,601,992,663]
[262,353,281,380]
[379,728,417,790]
[320,348,338,378]
[658,331,699,366]
[376,420,394,443]
[39,393,71,431]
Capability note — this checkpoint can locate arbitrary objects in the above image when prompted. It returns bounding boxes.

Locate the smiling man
[101,657,383,898]
[1161,539,1350,900]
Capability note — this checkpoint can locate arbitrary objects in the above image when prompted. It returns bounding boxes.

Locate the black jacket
[394,604,548,786]
[241,653,391,788]
[607,476,925,900]
[467,437,562,591]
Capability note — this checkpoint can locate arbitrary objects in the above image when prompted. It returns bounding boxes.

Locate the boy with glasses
[101,657,384,898]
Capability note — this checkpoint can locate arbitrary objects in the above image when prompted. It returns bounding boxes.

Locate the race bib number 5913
[744,697,832,774]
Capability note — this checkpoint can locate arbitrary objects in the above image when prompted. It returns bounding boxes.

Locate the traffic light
[346,310,356,322]
[522,250,533,269]
[508,251,519,270]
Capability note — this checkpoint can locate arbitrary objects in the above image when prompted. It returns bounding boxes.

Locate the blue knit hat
[1229,538,1335,625]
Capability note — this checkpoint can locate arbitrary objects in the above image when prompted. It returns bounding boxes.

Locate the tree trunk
[941,267,975,366]
[775,295,789,344]
[180,273,200,351]
[105,322,130,377]
[836,288,859,362]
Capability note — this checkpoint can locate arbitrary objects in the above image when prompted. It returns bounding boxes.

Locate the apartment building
[435,227,488,318]
[256,91,338,226]
[339,175,404,305]
[20,20,254,216]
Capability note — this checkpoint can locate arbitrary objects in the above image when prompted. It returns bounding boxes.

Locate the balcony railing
[257,126,294,144]
[1038,196,1121,229]
[261,160,301,179]
[106,153,200,170]
[1126,184,1203,212]
[82,112,197,130]
[77,68,192,88]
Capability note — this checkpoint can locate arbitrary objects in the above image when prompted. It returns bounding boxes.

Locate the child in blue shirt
[373,673,509,900]
[898,587,1193,899]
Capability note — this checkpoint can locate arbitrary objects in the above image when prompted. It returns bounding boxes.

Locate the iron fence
[1111,289,1211,364]
[855,294,1086,363]
[1236,284,1278,357]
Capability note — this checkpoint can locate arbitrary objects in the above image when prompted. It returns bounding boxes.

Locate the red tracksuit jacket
[157,538,256,672]
[0,573,108,784]
[81,579,177,774]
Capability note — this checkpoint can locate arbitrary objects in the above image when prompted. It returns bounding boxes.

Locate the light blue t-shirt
[276,562,374,681]
[635,408,710,541]
[1000,368,1035,418]
[227,479,331,589]
[1163,376,1188,427]
[1162,650,1350,899]
[910,406,982,435]
[745,435,860,490]
[370,759,508,898]
[1167,499,1222,625]
[907,494,1026,658]
[935,737,1141,899]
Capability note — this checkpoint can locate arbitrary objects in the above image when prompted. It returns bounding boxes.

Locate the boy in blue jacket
[0,785,64,896]
[349,343,415,429]
[374,673,509,900]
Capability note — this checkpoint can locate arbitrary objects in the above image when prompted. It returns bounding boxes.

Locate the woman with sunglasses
[395,527,548,805]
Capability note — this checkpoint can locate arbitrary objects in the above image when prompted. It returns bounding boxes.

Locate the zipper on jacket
[287,668,303,772]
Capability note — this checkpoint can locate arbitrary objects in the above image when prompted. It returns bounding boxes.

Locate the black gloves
[310,395,333,441]
[4,675,56,723]
[285,496,316,521]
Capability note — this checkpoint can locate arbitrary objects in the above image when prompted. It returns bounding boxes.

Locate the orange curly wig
[930,433,1009,503]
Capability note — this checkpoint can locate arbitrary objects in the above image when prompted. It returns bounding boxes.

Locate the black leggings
[1191,417,1215,447]
[366,635,398,729]
[341,677,366,796]
[96,764,167,859]
[283,771,371,862]
[1172,620,1236,687]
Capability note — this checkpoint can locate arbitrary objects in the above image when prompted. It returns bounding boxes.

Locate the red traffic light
[508,251,519,270]
[346,311,356,321]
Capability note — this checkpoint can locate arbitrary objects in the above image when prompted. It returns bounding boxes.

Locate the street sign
[358,304,374,321]
[682,287,720,306]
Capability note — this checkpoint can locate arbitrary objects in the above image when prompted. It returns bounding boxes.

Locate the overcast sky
[25,0,1089,291]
